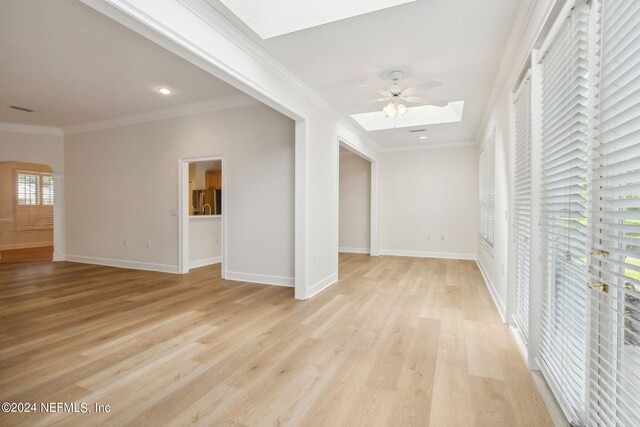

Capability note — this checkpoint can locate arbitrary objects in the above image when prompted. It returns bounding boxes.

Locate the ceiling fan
[360,71,448,118]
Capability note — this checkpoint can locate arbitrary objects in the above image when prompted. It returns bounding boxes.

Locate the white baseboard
[53,252,65,262]
[338,247,370,254]
[65,255,179,274]
[297,272,338,300]
[534,364,572,426]
[379,249,476,260]
[189,256,221,269]
[475,258,506,322]
[225,270,294,287]
[509,325,529,367]
[0,242,53,251]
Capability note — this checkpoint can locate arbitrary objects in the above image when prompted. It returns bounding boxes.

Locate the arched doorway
[0,161,55,262]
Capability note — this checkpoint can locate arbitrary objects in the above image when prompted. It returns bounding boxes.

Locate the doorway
[179,155,225,276]
[337,139,378,257]
[0,161,55,263]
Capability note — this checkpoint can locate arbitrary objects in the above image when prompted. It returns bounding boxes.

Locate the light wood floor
[0,246,53,263]
[0,254,552,426]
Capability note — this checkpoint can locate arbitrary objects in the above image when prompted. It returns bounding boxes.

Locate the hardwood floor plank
[464,320,505,380]
[428,308,476,426]
[386,317,440,426]
[468,376,517,427]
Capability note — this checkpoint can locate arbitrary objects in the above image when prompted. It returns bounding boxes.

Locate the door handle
[588,282,609,293]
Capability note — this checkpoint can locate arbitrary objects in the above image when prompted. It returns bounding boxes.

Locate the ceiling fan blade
[358,84,390,97]
[402,96,426,102]
[403,81,441,96]
[368,97,390,104]
[402,96,449,107]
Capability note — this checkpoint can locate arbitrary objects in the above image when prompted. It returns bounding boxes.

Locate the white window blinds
[538,1,590,423]
[480,133,495,249]
[512,74,532,345]
[588,0,640,424]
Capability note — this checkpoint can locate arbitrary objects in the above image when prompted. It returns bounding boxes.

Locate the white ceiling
[207,0,526,149]
[0,0,241,128]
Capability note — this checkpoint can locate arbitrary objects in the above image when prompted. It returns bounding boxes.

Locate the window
[512,73,532,346]
[587,0,640,424]
[17,173,40,205]
[14,171,54,231]
[538,1,590,423]
[479,131,495,250]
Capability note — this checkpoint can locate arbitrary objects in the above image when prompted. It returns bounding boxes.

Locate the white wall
[475,0,555,320]
[379,145,478,259]
[338,151,370,253]
[0,128,64,172]
[64,103,295,281]
[0,127,66,259]
[189,217,221,268]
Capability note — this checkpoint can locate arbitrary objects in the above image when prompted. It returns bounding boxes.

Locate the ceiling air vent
[9,105,34,113]
[409,129,426,133]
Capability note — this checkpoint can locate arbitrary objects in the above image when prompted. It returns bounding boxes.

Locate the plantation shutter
[538,1,590,423]
[480,134,495,249]
[15,171,53,231]
[42,175,54,227]
[512,73,532,345]
[588,0,640,425]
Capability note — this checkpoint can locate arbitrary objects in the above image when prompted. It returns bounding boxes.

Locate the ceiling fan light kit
[383,100,407,117]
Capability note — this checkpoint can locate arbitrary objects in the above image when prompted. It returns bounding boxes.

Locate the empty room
[0,0,638,426]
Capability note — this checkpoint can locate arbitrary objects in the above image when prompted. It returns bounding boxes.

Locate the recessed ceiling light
[157,87,173,95]
[419,136,427,140]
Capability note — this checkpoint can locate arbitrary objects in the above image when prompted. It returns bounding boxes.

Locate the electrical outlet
[146,241,151,248]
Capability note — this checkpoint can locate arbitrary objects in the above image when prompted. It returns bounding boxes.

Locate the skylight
[350,101,464,131]
[218,0,418,39]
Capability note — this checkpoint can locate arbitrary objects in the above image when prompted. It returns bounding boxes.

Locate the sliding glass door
[538,2,590,422]
[587,0,640,424]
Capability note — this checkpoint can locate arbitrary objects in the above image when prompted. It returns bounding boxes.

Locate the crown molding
[380,140,476,152]
[0,122,63,136]
[475,0,537,143]
[62,93,259,135]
